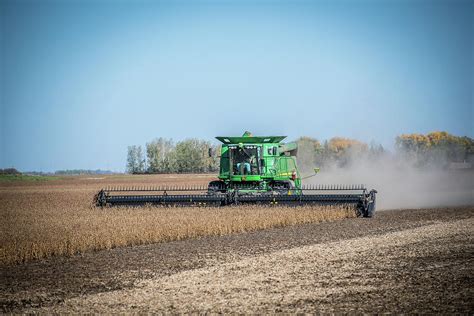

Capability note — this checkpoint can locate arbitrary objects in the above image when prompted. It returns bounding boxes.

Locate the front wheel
[207,180,227,195]
[269,180,295,195]
[365,199,376,218]
[358,189,377,218]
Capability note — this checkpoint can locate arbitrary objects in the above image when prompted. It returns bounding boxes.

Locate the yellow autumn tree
[396,131,474,167]
[326,137,368,166]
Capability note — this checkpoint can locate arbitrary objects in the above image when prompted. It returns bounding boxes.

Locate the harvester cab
[211,132,301,193]
[96,132,377,217]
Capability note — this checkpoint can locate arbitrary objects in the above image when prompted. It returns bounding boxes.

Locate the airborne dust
[301,151,474,210]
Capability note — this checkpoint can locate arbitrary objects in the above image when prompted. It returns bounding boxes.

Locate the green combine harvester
[96,132,377,217]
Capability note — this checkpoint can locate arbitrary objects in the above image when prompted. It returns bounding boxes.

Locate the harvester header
[96,132,377,217]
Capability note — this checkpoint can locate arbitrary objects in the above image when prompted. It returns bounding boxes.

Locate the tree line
[295,136,386,172]
[395,131,474,167]
[127,132,474,173]
[127,138,219,174]
[0,168,21,175]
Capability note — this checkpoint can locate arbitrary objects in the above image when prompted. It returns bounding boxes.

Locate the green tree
[208,144,220,172]
[174,139,214,173]
[146,138,175,173]
[295,137,321,173]
[126,145,145,173]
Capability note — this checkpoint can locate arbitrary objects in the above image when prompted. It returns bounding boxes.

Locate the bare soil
[1,206,473,313]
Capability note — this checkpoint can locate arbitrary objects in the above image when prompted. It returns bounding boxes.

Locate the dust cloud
[302,155,474,210]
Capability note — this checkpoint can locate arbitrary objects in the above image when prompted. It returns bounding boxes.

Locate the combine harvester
[96,132,377,217]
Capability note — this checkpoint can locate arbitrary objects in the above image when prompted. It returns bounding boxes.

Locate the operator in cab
[236,154,256,175]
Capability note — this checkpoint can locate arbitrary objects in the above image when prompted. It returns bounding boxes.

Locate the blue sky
[1,0,472,172]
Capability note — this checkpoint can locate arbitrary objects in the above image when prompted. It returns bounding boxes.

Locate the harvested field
[1,207,473,313]
[0,174,354,265]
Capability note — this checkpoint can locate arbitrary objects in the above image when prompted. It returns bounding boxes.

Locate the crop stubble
[1,206,473,313]
[12,212,474,314]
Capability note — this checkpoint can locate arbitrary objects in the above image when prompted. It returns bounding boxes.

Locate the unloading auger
[96,132,377,217]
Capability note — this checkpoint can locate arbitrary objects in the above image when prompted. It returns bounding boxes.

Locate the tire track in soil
[25,217,474,313]
[1,207,473,312]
